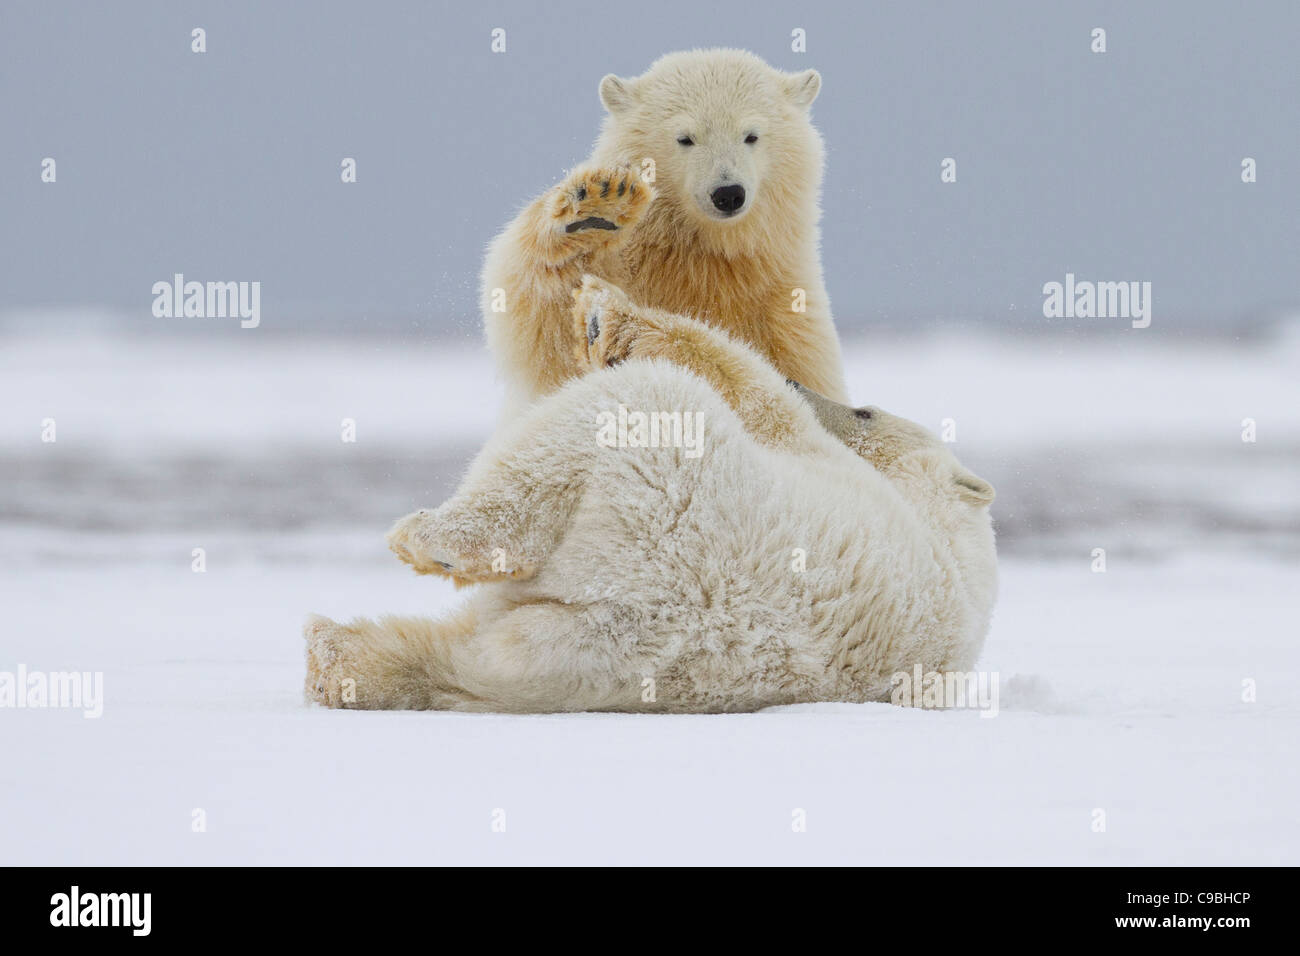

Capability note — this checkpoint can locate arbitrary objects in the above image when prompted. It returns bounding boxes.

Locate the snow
[3,320,1298,455]
[1,326,1297,864]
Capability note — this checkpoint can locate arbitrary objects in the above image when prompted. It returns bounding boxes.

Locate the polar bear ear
[784,69,821,109]
[954,471,996,506]
[599,74,636,114]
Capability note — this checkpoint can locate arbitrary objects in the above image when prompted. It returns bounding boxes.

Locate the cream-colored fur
[305,277,997,713]
[481,48,848,407]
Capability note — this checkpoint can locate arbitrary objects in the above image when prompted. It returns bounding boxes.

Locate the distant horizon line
[2,305,1297,339]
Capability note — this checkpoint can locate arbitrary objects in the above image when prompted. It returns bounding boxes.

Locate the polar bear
[304,277,997,713]
[481,48,848,407]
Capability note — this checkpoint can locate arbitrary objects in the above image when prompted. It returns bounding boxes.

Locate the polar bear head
[790,381,996,523]
[597,49,823,243]
[791,381,998,610]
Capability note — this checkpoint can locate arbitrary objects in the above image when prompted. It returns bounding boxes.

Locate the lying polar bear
[304,277,997,713]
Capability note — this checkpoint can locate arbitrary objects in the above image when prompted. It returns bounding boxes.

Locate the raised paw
[303,614,363,708]
[551,165,654,238]
[385,507,535,586]
[385,509,455,578]
[571,274,652,369]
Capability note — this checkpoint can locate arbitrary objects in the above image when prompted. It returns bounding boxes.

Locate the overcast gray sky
[2,0,1297,335]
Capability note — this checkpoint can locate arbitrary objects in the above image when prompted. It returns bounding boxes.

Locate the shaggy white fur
[305,279,996,712]
[481,48,848,406]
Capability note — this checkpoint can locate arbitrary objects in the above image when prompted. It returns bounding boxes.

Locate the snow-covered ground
[2,326,1297,864]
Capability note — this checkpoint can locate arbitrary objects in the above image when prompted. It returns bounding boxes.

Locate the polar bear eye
[745,133,759,144]
[854,408,872,420]
[677,136,694,146]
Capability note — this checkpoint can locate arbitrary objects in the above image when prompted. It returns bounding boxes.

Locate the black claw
[587,310,601,344]
[437,561,453,570]
[617,179,626,196]
[600,180,610,197]
[575,185,587,201]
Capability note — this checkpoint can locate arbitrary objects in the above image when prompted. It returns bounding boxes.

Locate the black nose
[710,184,746,214]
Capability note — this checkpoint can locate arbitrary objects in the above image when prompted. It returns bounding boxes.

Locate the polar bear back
[497,362,988,708]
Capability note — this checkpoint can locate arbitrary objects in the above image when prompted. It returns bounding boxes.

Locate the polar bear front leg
[571,275,826,454]
[548,166,653,241]
[482,166,655,399]
[386,394,608,582]
[386,503,541,585]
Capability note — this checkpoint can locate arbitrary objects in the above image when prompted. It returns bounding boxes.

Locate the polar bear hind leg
[303,605,477,710]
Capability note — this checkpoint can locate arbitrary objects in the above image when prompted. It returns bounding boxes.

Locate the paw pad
[565,216,617,234]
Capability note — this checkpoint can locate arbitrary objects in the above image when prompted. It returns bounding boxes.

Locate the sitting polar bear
[482,48,849,407]
[304,277,997,713]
